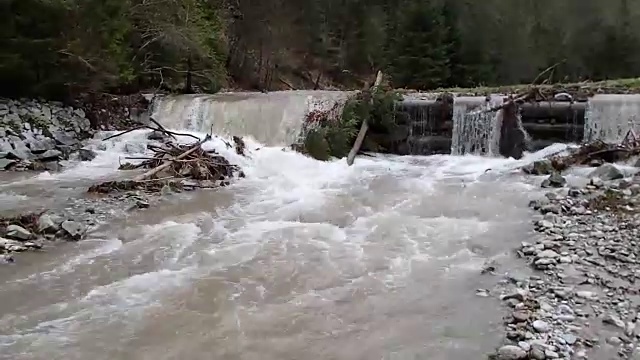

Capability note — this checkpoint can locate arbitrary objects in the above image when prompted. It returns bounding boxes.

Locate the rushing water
[0,91,574,360]
[450,96,504,156]
[584,94,640,143]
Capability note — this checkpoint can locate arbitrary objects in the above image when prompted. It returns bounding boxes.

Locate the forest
[2,0,640,99]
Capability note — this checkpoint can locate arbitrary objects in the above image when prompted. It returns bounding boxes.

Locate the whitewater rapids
[0,91,576,360]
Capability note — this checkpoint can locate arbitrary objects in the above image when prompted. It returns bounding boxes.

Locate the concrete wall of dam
[397,94,640,156]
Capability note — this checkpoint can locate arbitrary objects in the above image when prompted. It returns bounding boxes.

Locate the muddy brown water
[0,92,568,360]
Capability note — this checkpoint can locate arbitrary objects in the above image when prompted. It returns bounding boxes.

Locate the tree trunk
[346,70,383,166]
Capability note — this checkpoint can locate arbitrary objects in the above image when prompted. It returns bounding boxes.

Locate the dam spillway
[148,91,640,158]
[398,94,640,156]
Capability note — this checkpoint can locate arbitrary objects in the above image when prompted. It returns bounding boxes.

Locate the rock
[496,345,528,360]
[5,225,33,241]
[517,341,530,352]
[35,149,62,161]
[8,140,32,160]
[523,159,555,175]
[533,320,551,333]
[38,214,59,233]
[607,336,622,346]
[529,345,546,360]
[536,249,560,259]
[541,173,566,188]
[124,142,146,154]
[43,161,61,172]
[78,148,97,161]
[561,333,577,345]
[0,237,28,252]
[544,349,559,358]
[589,163,624,181]
[147,130,169,141]
[603,313,626,329]
[0,254,15,264]
[60,220,85,241]
[135,200,150,209]
[512,310,530,322]
[0,158,17,170]
[27,138,56,153]
[50,129,79,146]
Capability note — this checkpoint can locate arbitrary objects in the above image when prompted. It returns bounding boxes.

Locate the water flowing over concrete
[451,96,503,156]
[584,94,640,143]
[151,91,349,146]
[0,91,577,360]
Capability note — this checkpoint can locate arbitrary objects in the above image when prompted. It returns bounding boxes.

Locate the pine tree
[386,0,450,90]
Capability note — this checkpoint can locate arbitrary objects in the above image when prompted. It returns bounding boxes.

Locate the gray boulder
[541,173,567,188]
[589,163,624,181]
[5,225,33,241]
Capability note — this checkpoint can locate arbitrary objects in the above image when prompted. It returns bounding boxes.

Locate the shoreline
[489,163,640,360]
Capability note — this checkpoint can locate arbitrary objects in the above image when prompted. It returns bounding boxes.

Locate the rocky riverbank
[489,161,640,359]
[0,95,151,172]
[0,98,94,171]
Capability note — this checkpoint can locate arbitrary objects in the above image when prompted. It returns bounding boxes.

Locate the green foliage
[387,0,450,89]
[0,0,227,99]
[3,0,640,97]
[297,88,404,161]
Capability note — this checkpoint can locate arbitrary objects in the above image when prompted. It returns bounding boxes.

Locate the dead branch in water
[89,119,248,194]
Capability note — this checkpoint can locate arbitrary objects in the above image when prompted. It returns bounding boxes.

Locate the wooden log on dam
[396,98,587,155]
[397,99,586,125]
[521,123,584,142]
[519,101,586,124]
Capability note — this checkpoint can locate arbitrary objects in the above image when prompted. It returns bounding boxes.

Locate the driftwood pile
[548,129,640,172]
[88,120,245,194]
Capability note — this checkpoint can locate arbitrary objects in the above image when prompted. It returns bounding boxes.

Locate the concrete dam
[148,91,640,158]
[399,94,640,156]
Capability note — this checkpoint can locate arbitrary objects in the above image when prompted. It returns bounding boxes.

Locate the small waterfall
[151,91,349,146]
[584,94,640,143]
[451,96,504,155]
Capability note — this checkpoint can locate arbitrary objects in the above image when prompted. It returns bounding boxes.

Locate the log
[133,135,211,181]
[398,99,587,125]
[519,101,586,123]
[347,71,383,166]
[522,123,584,141]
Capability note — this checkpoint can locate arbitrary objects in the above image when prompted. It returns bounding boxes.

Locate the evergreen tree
[387,0,450,89]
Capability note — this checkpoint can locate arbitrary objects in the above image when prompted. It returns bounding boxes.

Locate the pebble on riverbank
[491,161,640,360]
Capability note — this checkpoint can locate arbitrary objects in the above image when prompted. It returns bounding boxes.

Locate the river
[0,91,571,360]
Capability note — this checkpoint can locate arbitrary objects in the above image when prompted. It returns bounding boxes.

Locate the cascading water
[151,91,349,146]
[450,96,504,155]
[584,94,640,143]
[0,90,574,360]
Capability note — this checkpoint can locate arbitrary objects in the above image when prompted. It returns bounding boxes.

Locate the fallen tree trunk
[347,71,383,166]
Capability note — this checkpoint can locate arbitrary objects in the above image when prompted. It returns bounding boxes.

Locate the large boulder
[589,163,624,181]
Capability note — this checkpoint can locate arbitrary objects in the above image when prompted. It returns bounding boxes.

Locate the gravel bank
[490,164,640,360]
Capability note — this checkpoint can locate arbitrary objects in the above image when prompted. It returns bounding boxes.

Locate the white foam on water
[7,238,123,285]
[0,192,30,209]
[451,96,504,156]
[0,91,579,358]
[152,91,349,146]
